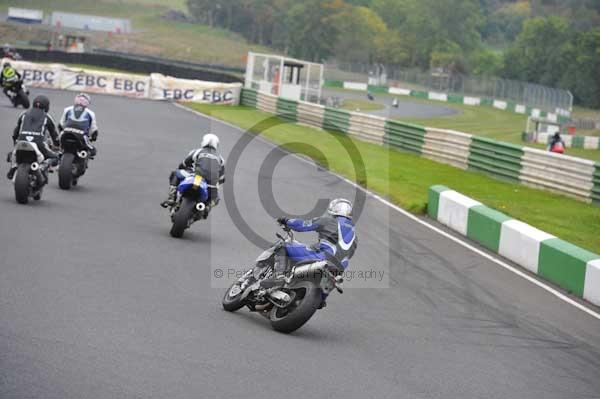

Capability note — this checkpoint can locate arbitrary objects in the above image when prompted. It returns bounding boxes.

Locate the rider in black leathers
[7,96,59,180]
[160,133,225,209]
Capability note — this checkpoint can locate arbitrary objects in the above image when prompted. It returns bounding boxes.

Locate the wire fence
[325,62,573,114]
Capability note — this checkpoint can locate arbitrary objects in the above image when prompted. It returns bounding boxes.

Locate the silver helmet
[200,133,219,149]
[327,198,353,219]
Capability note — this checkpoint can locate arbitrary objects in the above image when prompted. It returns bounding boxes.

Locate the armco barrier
[428,185,600,306]
[17,48,242,83]
[383,120,425,154]
[422,128,472,169]
[520,149,596,200]
[240,88,599,203]
[323,108,351,134]
[276,98,298,123]
[468,137,523,182]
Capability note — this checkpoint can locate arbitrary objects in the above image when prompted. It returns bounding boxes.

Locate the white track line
[174,103,600,321]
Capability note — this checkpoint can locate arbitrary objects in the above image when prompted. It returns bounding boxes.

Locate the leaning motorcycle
[222,222,344,333]
[58,126,91,189]
[167,168,209,238]
[9,141,47,204]
[5,80,30,109]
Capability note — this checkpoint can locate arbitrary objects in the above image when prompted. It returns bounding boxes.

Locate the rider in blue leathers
[59,93,99,156]
[266,199,357,307]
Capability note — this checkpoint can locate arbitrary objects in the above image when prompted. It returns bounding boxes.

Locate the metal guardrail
[92,49,245,75]
[325,62,573,114]
[15,48,243,83]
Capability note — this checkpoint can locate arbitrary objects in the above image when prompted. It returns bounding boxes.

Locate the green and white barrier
[324,79,569,121]
[428,185,600,306]
[530,132,600,150]
[242,88,600,204]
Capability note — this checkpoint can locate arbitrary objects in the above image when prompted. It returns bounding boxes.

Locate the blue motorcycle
[222,221,344,333]
[168,168,209,238]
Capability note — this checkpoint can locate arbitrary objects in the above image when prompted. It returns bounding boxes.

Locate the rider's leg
[160,170,182,208]
[6,149,16,179]
[84,135,97,157]
[260,245,325,289]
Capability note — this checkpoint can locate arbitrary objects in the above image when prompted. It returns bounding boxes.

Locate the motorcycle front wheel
[269,280,322,333]
[222,281,247,312]
[169,197,195,238]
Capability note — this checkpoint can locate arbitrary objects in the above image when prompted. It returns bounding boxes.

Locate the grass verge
[341,99,385,112]
[187,103,600,254]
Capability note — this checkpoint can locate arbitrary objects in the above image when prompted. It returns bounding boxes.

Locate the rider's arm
[58,107,68,131]
[181,152,194,170]
[286,217,322,232]
[46,115,60,147]
[88,109,99,139]
[12,113,24,144]
[219,156,225,184]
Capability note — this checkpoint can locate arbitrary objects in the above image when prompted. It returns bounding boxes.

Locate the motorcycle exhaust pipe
[195,202,206,212]
[30,162,40,171]
[77,150,88,159]
[292,261,328,278]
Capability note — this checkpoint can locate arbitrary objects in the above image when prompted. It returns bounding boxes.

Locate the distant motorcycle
[4,79,29,109]
[167,167,210,238]
[58,125,92,189]
[9,141,48,204]
[222,222,344,333]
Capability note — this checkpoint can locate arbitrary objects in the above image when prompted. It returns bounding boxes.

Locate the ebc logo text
[22,69,55,85]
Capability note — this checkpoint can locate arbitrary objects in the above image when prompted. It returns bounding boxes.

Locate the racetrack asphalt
[1,89,599,399]
[322,88,458,119]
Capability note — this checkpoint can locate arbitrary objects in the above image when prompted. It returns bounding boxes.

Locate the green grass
[0,0,273,67]
[327,88,600,161]
[187,103,600,254]
[341,99,385,112]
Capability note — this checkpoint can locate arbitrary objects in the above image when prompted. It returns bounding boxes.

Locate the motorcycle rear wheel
[14,164,30,204]
[170,197,194,238]
[59,153,74,190]
[17,90,30,109]
[269,280,322,333]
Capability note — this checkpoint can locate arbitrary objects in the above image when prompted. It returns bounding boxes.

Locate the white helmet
[201,133,219,149]
[327,198,353,219]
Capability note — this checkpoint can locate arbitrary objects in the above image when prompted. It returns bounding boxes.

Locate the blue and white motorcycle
[222,221,344,333]
[167,168,209,238]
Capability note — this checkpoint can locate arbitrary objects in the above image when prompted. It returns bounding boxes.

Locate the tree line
[186,0,600,108]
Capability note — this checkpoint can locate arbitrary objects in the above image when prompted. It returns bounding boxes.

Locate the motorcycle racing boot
[160,185,177,208]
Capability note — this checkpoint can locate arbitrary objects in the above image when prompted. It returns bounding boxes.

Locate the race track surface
[1,89,599,399]
[323,88,458,119]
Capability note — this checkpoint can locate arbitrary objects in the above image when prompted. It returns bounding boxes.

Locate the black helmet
[33,95,50,113]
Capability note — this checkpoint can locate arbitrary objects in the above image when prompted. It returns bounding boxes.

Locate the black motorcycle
[5,80,30,109]
[222,222,344,333]
[9,141,47,204]
[58,126,91,190]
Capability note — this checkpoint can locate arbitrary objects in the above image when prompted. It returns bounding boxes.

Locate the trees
[503,17,571,85]
[562,28,600,108]
[184,0,600,108]
[330,7,387,63]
